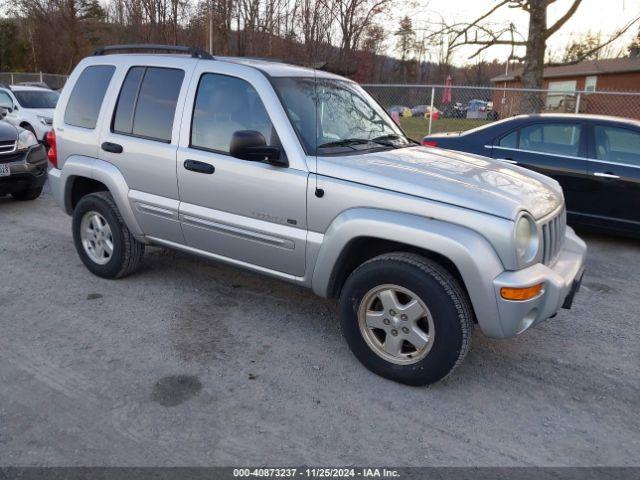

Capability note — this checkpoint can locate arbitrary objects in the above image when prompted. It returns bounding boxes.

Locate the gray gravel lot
[1,189,639,467]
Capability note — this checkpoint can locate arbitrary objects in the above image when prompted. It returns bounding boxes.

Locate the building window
[546,80,577,110]
[585,76,597,92]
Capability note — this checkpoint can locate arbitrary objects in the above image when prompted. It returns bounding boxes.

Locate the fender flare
[58,156,144,238]
[311,208,507,338]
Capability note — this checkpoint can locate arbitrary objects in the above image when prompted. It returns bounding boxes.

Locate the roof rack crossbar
[92,44,213,60]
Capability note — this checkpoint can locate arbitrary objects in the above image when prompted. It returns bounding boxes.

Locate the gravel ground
[1,188,639,467]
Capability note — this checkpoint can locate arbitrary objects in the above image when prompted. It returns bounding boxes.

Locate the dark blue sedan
[422,114,640,237]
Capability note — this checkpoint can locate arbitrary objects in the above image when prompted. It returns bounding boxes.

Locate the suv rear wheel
[72,191,144,279]
[339,252,473,386]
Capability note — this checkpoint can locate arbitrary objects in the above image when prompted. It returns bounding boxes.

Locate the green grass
[399,117,492,141]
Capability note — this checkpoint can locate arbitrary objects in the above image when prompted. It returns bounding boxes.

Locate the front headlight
[16,129,38,151]
[514,212,539,265]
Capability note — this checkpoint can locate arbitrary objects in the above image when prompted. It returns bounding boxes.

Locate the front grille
[541,207,566,265]
[0,140,17,154]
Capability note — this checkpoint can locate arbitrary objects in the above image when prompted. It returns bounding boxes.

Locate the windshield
[272,77,410,155]
[13,90,59,109]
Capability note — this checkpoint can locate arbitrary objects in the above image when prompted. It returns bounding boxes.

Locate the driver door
[176,63,309,277]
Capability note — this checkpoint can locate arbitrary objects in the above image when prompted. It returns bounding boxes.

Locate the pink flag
[442,75,452,104]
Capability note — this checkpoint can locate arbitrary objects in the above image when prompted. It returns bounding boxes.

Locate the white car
[0,85,59,143]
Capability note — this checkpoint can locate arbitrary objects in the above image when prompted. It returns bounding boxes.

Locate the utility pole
[208,0,213,54]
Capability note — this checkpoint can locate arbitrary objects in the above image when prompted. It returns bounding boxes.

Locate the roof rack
[92,44,214,60]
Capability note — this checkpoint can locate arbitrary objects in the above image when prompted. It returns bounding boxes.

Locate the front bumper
[0,145,48,194]
[491,226,587,338]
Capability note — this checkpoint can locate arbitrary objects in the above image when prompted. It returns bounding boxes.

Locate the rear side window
[113,67,184,142]
[594,125,640,166]
[64,65,115,129]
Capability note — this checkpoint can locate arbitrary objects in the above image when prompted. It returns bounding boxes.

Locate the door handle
[593,172,620,179]
[496,158,518,164]
[101,142,123,154]
[184,159,215,174]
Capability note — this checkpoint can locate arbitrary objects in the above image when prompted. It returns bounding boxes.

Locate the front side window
[113,66,184,142]
[519,123,582,157]
[594,125,640,166]
[272,77,408,155]
[65,65,115,129]
[0,91,14,109]
[13,90,59,109]
[191,73,276,153]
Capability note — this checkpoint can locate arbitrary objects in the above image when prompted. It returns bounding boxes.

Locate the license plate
[0,164,10,177]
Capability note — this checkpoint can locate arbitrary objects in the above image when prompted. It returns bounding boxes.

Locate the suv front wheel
[339,252,473,386]
[72,191,145,279]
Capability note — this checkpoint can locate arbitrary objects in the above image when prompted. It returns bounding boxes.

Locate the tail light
[46,129,58,168]
[422,140,438,147]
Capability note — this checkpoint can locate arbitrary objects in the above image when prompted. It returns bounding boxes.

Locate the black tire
[339,252,473,386]
[72,191,145,279]
[11,186,42,201]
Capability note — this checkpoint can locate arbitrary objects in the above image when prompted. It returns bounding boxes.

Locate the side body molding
[52,155,144,239]
[311,208,507,338]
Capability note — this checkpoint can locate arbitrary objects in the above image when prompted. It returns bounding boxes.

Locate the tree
[628,28,640,57]
[0,19,28,71]
[395,15,415,62]
[331,0,391,74]
[560,30,622,63]
[427,0,640,108]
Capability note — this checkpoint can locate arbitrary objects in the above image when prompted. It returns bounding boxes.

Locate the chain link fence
[0,72,68,90]
[2,74,639,142]
[362,84,640,141]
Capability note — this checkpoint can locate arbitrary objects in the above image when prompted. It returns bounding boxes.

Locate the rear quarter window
[64,65,115,129]
[497,130,518,148]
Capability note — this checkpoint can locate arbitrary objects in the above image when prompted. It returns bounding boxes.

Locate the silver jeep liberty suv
[48,45,586,385]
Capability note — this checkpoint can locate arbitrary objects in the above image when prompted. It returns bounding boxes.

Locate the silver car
[47,45,586,385]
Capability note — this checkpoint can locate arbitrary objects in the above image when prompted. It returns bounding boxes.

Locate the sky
[392,0,640,65]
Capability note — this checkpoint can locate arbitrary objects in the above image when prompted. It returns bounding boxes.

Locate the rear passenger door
[99,59,195,244]
[585,124,640,232]
[492,122,591,219]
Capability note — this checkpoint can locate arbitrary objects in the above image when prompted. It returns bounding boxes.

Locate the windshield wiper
[317,138,374,149]
[370,133,416,148]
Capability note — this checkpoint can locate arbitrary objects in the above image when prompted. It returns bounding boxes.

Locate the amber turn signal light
[500,283,543,301]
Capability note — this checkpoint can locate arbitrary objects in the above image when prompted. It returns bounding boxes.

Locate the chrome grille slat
[0,140,17,154]
[540,207,565,266]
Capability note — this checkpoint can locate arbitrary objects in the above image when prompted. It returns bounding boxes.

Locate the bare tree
[428,0,640,89]
[331,0,391,74]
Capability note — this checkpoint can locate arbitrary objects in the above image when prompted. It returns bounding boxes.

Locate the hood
[317,146,562,220]
[25,108,55,118]
[0,121,18,142]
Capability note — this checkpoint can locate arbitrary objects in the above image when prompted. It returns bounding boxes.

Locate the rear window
[112,66,184,142]
[13,90,59,109]
[64,65,115,129]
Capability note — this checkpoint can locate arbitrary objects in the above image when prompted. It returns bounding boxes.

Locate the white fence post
[39,71,43,82]
[428,87,435,135]
[11,73,14,84]
[575,92,581,114]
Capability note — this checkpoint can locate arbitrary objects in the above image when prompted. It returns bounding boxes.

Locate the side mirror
[230,130,288,167]
[0,107,8,118]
